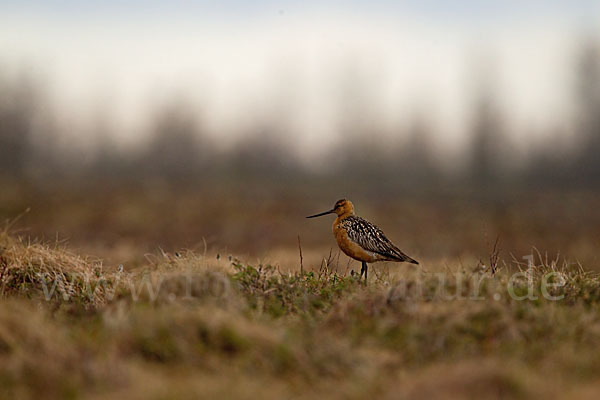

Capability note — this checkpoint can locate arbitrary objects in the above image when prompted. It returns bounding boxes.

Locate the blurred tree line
[1,40,600,192]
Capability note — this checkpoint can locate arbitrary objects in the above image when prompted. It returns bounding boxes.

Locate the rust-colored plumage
[307,199,418,282]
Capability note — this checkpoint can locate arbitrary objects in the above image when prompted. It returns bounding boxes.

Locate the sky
[1,1,599,161]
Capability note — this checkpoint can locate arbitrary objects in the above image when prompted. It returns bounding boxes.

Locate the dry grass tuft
[0,232,123,307]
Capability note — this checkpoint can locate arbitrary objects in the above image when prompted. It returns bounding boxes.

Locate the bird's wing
[342,216,418,264]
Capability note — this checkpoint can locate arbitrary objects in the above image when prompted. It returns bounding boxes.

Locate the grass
[1,231,600,399]
[5,182,600,269]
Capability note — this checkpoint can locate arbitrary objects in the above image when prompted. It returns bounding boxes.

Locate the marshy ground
[1,182,600,399]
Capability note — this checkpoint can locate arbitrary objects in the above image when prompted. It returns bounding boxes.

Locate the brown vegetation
[1,229,600,399]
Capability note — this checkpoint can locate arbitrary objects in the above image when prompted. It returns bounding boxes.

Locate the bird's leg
[360,261,368,283]
[364,263,368,283]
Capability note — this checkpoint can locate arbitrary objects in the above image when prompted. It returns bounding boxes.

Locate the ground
[1,182,600,399]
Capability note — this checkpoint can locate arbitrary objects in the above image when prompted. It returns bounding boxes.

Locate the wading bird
[307,199,418,282]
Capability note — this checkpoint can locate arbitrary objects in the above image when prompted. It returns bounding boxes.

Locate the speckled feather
[339,216,418,264]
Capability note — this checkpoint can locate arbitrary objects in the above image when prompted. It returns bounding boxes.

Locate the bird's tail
[406,256,419,265]
[384,244,419,264]
[393,250,419,265]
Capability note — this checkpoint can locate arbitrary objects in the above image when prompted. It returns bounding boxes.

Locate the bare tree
[399,117,440,187]
[468,86,507,187]
[575,39,600,182]
[139,99,208,180]
[0,72,37,176]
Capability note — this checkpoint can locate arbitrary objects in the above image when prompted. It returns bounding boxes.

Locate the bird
[306,199,418,282]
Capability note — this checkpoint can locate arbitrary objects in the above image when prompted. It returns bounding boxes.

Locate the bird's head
[306,199,355,219]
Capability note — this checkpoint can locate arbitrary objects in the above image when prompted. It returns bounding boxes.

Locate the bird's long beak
[306,209,335,218]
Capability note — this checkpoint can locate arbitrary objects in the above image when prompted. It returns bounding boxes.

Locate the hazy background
[1,1,600,266]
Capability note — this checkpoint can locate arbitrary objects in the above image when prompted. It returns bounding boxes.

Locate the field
[1,182,600,399]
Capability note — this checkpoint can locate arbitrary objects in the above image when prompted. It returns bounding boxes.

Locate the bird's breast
[333,218,378,263]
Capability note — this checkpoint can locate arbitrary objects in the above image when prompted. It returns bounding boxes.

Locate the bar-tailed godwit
[307,199,418,282]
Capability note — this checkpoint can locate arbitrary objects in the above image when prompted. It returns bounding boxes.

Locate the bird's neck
[335,211,354,222]
[333,212,354,234]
